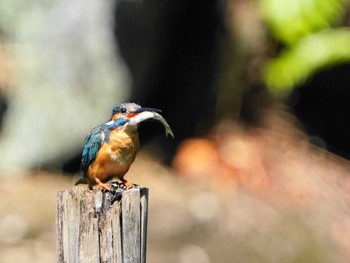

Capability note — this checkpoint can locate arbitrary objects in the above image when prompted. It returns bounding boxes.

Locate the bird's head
[111,102,161,121]
[109,102,174,137]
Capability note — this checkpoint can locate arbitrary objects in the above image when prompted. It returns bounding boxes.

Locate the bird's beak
[127,107,161,118]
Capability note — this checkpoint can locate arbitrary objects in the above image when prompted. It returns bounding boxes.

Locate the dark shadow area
[114,0,225,161]
[289,63,350,160]
[0,93,8,131]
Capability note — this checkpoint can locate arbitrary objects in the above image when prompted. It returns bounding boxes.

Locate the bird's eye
[120,108,127,113]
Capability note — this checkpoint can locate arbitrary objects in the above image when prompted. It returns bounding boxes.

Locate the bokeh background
[1,0,350,262]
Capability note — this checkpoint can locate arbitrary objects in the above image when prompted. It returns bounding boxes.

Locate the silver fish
[127,111,174,138]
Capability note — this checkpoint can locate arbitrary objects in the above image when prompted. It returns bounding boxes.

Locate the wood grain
[56,186,149,263]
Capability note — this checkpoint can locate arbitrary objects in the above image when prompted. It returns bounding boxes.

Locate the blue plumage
[80,118,128,174]
[76,102,173,190]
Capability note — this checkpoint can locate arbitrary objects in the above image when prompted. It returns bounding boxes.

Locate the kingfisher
[75,102,174,190]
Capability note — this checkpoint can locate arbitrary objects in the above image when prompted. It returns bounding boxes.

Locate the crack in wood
[56,186,148,263]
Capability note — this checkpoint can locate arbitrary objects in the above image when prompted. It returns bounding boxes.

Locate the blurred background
[1,0,350,262]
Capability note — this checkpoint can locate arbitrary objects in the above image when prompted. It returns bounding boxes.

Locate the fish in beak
[128,109,174,138]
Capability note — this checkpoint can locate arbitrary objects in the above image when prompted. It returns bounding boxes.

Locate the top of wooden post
[56,185,149,263]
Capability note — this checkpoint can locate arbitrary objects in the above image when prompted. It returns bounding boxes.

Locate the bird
[75,102,174,190]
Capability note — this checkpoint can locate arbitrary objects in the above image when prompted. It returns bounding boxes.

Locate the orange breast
[87,129,139,185]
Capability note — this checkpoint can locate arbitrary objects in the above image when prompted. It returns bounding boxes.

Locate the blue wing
[80,125,106,174]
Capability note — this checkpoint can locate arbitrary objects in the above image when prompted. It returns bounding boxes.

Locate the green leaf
[263,29,350,95]
[259,0,347,45]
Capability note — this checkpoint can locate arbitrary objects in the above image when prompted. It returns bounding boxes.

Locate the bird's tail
[75,175,87,185]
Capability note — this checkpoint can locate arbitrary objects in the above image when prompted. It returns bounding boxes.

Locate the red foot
[121,179,134,188]
[95,178,111,191]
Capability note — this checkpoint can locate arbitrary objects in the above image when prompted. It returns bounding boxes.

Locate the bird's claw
[109,180,137,190]
[95,178,111,191]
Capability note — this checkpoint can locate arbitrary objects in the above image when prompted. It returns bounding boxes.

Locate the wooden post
[56,186,149,263]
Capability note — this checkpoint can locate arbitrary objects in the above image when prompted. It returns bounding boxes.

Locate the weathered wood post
[56,186,149,263]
